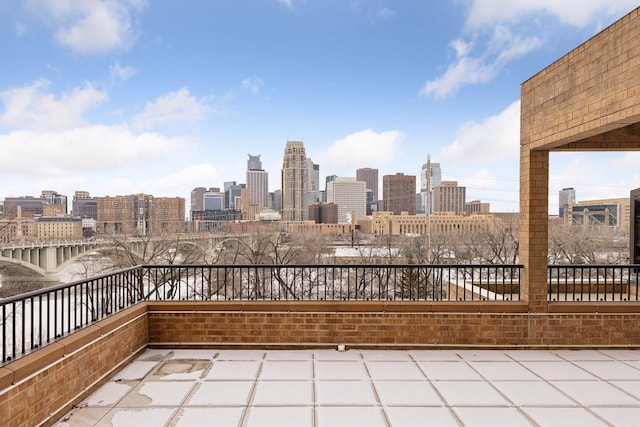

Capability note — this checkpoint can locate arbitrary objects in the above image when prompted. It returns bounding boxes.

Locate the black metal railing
[139,264,521,302]
[0,263,521,365]
[548,264,640,301]
[0,267,141,365]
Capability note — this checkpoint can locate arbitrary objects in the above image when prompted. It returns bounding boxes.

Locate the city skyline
[1,1,639,214]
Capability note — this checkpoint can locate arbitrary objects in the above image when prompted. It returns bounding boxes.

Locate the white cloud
[465,0,638,29]
[0,126,188,177]
[241,76,264,95]
[422,28,540,98]
[26,0,146,54]
[422,0,636,98]
[102,163,222,197]
[376,7,395,21]
[277,0,306,9]
[110,62,137,82]
[0,80,108,131]
[131,88,210,130]
[314,129,404,176]
[441,100,520,165]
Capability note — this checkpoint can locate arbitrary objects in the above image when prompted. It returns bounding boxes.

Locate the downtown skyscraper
[281,141,309,221]
[326,177,366,223]
[383,173,416,215]
[246,154,269,208]
[421,156,441,214]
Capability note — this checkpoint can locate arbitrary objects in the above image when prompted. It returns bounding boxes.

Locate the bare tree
[548,223,615,264]
[102,232,209,301]
[460,219,519,265]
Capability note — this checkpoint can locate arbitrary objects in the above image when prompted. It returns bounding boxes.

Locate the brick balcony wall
[0,305,148,427]
[146,301,640,349]
[3,301,640,426]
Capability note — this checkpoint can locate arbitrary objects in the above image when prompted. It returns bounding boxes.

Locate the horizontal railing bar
[0,266,140,305]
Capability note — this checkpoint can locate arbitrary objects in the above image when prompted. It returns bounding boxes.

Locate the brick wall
[4,300,640,426]
[147,301,640,349]
[521,7,640,149]
[519,7,640,313]
[0,304,148,427]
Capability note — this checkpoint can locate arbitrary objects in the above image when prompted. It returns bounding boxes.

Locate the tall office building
[72,191,97,219]
[356,168,378,201]
[203,188,225,211]
[246,154,269,208]
[224,181,246,210]
[326,177,367,223]
[433,181,466,215]
[3,196,45,218]
[281,141,308,221]
[420,156,441,215]
[383,173,416,215]
[307,158,320,206]
[247,154,262,170]
[559,187,576,218]
[271,190,282,214]
[190,187,207,213]
[356,167,379,215]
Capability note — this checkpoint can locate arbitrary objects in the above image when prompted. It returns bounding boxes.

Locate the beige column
[519,148,549,312]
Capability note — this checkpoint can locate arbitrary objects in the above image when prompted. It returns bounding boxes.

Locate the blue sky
[1,0,638,215]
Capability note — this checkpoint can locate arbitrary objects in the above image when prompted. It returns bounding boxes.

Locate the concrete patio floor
[54,348,640,426]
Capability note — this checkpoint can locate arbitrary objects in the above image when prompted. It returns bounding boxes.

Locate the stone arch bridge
[0,235,244,283]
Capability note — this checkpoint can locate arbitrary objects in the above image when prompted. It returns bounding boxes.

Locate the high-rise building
[149,197,186,235]
[307,158,320,206]
[559,187,576,218]
[247,154,262,170]
[326,177,367,223]
[271,190,282,213]
[238,188,262,220]
[383,173,416,215]
[72,191,97,219]
[356,167,379,215]
[246,154,269,208]
[224,182,246,210]
[433,181,466,215]
[203,188,225,211]
[191,187,207,213]
[3,196,45,218]
[366,190,376,215]
[421,156,441,215]
[281,141,308,221]
[356,168,378,201]
[41,190,68,214]
[98,194,185,235]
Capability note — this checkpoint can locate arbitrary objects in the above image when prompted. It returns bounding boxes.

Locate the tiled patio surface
[54,348,640,426]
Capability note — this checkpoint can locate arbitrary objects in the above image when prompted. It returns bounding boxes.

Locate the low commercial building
[358,211,495,236]
[37,216,83,240]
